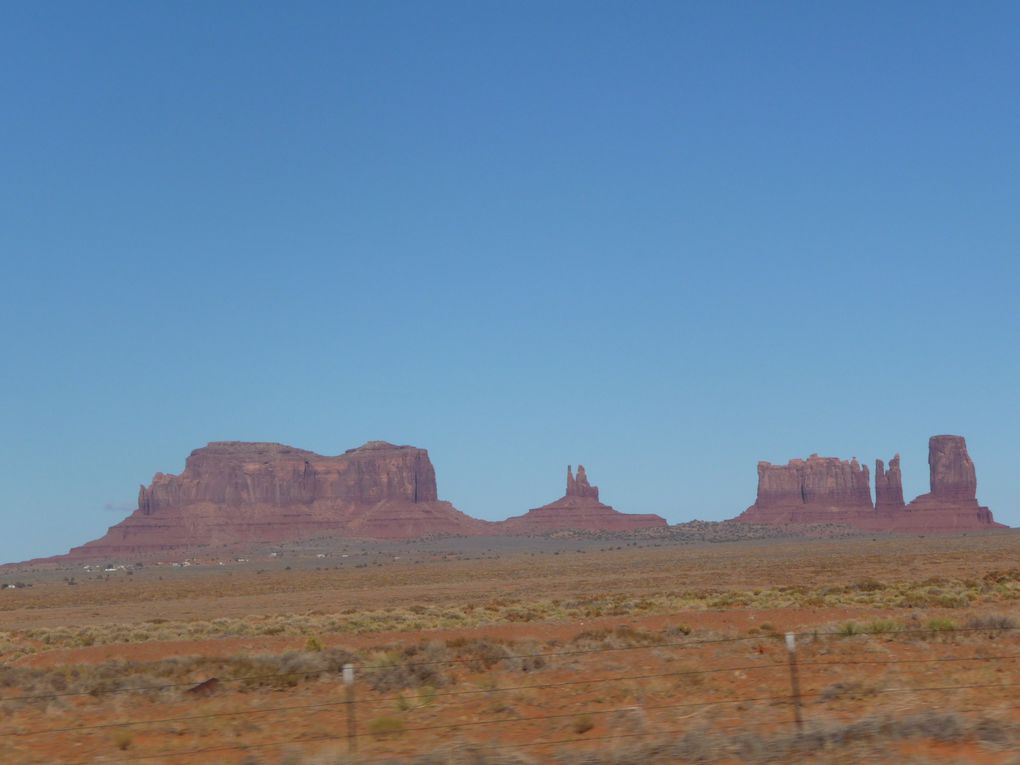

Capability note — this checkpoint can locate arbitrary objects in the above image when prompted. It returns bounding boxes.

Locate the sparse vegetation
[192,712,1020,764]
[927,617,958,632]
[113,730,133,750]
[6,566,1016,657]
[367,715,405,739]
[965,614,1017,632]
[2,533,1018,764]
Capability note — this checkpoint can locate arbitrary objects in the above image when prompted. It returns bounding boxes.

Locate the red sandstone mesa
[736,454,873,524]
[735,435,1003,532]
[501,465,667,533]
[66,441,493,557]
[54,446,668,560]
[41,433,1002,562]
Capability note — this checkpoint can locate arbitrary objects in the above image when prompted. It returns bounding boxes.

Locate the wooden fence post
[343,662,357,754]
[785,632,804,734]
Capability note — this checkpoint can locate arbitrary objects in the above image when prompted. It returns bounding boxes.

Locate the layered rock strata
[501,465,667,533]
[735,436,1003,532]
[68,441,493,556]
[737,455,873,524]
[43,432,1005,561]
[59,446,669,559]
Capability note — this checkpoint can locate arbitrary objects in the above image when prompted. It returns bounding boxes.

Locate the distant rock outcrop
[52,446,668,561]
[735,435,1004,532]
[874,454,905,511]
[902,436,998,528]
[66,441,493,557]
[501,465,667,533]
[924,435,978,502]
[36,432,1005,562]
[736,455,873,524]
[566,465,599,500]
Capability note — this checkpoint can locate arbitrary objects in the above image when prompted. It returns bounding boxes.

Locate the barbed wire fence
[2,623,1018,764]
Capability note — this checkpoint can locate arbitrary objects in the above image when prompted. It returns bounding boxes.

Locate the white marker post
[343,663,357,753]
[785,632,804,733]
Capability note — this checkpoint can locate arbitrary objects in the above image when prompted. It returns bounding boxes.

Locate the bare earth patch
[2,532,1019,764]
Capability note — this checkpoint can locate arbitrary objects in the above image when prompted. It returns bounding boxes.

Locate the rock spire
[566,465,599,500]
[874,454,905,511]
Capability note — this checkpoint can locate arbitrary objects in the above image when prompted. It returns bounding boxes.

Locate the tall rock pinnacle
[875,454,905,511]
[567,464,599,500]
[899,434,999,524]
[927,435,977,501]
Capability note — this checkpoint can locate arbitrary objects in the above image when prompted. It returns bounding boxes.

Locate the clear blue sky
[2,2,1018,563]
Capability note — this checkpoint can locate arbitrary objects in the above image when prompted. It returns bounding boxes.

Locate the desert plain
[2,529,1020,765]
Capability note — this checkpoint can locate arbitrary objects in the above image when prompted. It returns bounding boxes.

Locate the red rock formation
[53,447,672,560]
[901,435,1000,528]
[501,465,666,533]
[926,435,977,501]
[874,454,905,511]
[736,436,1005,533]
[736,454,873,523]
[43,433,1005,562]
[66,441,493,556]
[566,465,599,500]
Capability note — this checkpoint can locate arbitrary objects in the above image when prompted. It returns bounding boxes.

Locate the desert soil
[2,532,1019,764]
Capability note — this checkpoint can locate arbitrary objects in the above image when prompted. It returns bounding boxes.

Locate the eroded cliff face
[69,441,489,556]
[875,455,905,511]
[926,435,977,502]
[46,433,1005,561]
[735,436,1003,532]
[137,441,438,515]
[566,465,600,500]
[748,455,873,520]
[502,465,666,533]
[60,447,668,559]
[904,436,996,527]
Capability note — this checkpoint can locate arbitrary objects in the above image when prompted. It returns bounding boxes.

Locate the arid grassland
[2,532,1019,764]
